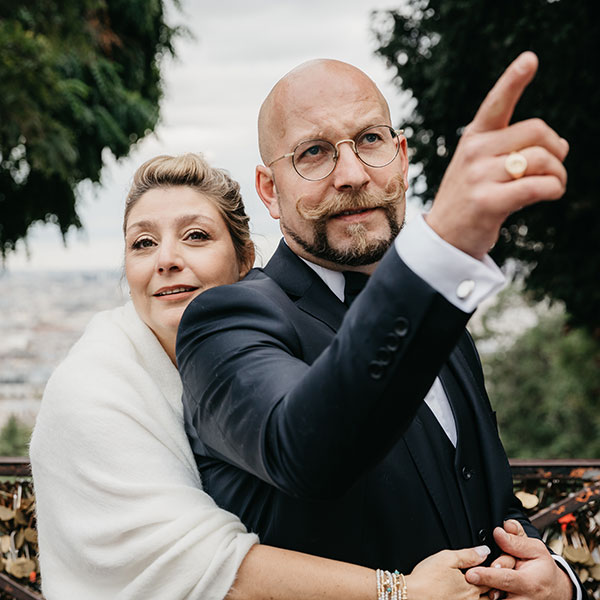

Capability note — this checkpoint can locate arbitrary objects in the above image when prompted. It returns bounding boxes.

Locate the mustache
[295,175,405,221]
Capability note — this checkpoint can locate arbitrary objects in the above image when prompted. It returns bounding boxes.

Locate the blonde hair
[124,153,254,269]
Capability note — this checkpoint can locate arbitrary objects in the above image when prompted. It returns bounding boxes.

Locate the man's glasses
[268,125,403,181]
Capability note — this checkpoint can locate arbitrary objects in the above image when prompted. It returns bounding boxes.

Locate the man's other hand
[465,522,573,600]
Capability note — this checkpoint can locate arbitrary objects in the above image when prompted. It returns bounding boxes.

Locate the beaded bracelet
[376,569,408,600]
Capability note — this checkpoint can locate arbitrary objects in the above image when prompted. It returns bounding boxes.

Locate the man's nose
[156,240,184,273]
[331,140,370,190]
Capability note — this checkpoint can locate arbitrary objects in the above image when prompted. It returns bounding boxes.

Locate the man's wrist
[394,214,505,313]
[553,554,581,600]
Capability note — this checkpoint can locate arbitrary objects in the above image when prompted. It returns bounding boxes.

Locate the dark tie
[343,271,369,307]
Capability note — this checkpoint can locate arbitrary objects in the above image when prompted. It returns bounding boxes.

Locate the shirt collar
[297,256,345,302]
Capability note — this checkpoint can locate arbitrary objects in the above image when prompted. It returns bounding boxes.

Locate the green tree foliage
[372,1,600,336]
[0,415,31,456]
[473,293,600,458]
[0,0,179,256]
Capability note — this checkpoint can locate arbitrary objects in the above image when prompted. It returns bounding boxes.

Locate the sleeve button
[393,317,409,337]
[385,333,400,351]
[368,360,385,380]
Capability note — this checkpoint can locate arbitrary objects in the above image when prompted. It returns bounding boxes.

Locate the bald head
[258,59,391,165]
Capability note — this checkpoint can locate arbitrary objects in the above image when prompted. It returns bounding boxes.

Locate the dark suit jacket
[177,240,537,571]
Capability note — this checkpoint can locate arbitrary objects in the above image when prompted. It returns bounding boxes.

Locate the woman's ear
[255,165,280,219]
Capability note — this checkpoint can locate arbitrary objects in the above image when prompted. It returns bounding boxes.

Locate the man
[178,52,581,599]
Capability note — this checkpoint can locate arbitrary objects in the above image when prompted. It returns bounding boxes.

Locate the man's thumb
[494,526,541,559]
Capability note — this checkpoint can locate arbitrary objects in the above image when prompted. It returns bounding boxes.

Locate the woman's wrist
[375,569,408,599]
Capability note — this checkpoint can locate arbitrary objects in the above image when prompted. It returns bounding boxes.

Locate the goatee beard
[284,175,405,267]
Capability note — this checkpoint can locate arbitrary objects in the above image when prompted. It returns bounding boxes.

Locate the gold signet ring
[504,151,528,179]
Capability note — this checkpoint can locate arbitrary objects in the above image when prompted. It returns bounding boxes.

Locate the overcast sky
[7,0,416,271]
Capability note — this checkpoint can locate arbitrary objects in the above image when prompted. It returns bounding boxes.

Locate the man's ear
[398,135,410,191]
[255,165,280,219]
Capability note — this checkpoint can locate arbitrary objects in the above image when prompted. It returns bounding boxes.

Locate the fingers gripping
[467,564,519,592]
[490,553,517,571]
[504,519,527,537]
[494,527,545,560]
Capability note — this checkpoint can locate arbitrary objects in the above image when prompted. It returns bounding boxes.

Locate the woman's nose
[156,240,184,273]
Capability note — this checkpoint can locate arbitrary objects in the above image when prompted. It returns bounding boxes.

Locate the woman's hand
[405,546,491,600]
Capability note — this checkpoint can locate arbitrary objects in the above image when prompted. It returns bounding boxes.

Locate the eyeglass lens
[292,126,399,180]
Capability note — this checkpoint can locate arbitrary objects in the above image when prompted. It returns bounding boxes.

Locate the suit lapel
[264,240,346,332]
[446,340,507,521]
[402,409,459,545]
[446,342,498,446]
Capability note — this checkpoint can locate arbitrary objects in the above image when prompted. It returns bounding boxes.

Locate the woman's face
[125,186,244,352]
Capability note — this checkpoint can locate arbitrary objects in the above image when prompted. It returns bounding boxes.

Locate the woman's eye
[131,237,155,250]
[186,230,209,241]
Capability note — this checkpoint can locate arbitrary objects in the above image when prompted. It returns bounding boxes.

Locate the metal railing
[1,458,599,600]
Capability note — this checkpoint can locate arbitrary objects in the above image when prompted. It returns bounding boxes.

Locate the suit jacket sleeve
[177,248,472,499]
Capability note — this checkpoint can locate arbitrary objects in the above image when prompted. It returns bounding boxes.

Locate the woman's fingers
[444,546,491,570]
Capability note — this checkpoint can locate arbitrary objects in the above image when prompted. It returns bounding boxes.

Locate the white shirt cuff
[394,214,506,313]
[553,555,582,600]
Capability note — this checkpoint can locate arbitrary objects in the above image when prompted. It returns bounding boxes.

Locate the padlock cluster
[0,479,40,594]
[515,476,600,598]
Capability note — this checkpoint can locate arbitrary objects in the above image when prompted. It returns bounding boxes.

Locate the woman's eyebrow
[174,214,218,228]
[125,219,155,236]
[126,214,217,236]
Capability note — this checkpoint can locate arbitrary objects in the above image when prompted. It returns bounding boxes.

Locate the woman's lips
[153,286,199,299]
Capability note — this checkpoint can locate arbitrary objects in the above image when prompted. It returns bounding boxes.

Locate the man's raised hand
[426,51,569,259]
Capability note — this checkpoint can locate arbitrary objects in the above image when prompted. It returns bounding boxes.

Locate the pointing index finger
[469,51,539,134]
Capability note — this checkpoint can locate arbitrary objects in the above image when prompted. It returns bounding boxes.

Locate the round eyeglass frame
[267,124,404,181]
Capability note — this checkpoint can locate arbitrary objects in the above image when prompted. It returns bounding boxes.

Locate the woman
[30,153,490,599]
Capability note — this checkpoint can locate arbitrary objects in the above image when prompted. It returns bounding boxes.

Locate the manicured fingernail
[494,563,502,569]
[475,545,491,557]
[468,571,480,584]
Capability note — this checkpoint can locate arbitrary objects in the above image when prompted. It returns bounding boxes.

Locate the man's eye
[131,237,155,250]
[300,144,324,159]
[361,132,382,145]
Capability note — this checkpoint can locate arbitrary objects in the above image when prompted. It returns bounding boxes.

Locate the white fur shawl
[30,303,257,599]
